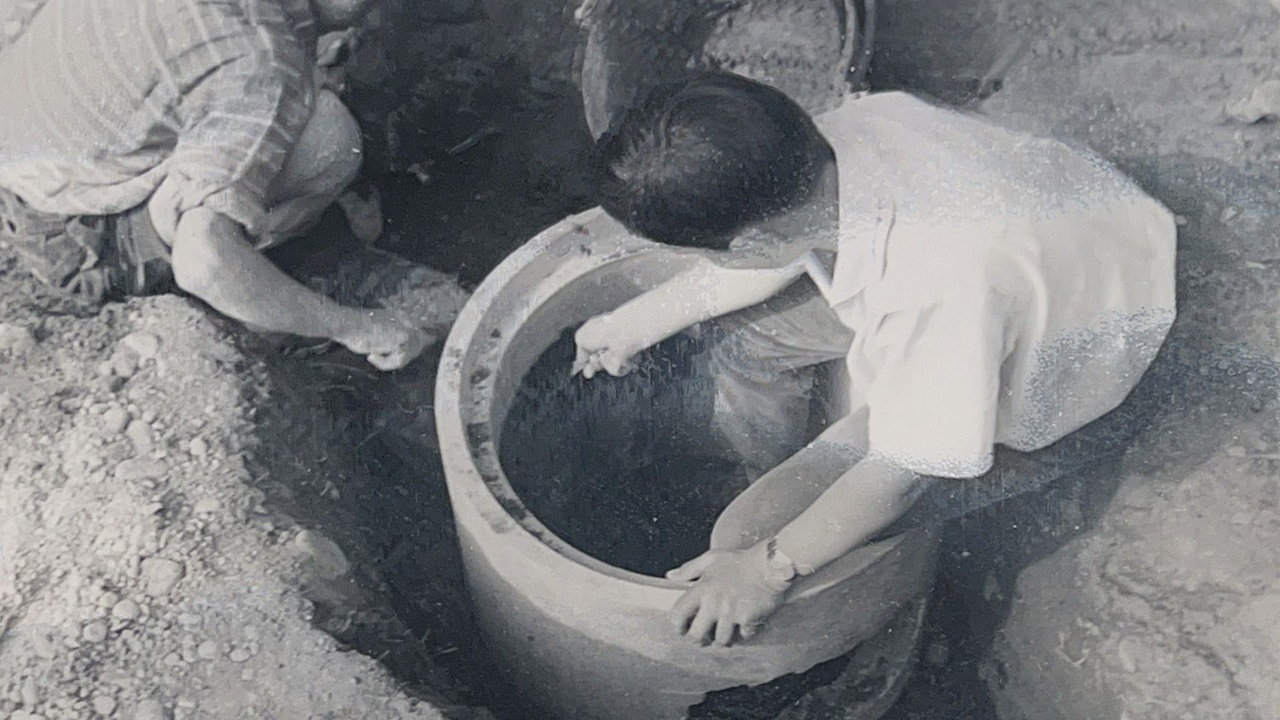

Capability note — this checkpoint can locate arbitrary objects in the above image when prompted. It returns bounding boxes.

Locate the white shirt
[807,92,1177,478]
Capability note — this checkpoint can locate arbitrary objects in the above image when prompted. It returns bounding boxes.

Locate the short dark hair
[595,71,832,250]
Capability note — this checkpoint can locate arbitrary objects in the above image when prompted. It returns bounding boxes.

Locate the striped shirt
[0,0,319,240]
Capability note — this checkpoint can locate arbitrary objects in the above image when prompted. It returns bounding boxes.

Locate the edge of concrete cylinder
[435,207,938,720]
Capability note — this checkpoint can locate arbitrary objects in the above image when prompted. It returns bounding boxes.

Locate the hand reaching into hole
[572,311,644,379]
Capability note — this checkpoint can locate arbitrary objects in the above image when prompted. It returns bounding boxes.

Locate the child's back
[811,91,1177,468]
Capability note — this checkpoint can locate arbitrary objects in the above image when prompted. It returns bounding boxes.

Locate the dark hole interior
[499,328,743,576]
[496,326,882,718]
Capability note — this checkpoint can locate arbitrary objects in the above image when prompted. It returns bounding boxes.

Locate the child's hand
[572,312,643,379]
[666,545,789,647]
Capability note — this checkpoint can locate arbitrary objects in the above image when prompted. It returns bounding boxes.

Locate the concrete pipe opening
[435,209,939,720]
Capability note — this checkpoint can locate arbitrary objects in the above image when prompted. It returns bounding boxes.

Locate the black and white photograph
[0,1,1276,719]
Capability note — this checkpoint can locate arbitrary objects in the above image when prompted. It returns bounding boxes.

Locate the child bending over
[576,71,1177,647]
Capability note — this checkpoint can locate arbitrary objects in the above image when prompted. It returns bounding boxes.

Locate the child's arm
[574,254,809,377]
[666,455,929,646]
[772,455,926,570]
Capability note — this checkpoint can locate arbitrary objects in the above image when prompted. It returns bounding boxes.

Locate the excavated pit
[242,1,1280,719]
[286,0,1013,716]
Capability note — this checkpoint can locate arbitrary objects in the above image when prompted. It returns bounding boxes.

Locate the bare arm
[665,454,929,646]
[170,207,365,338]
[611,255,809,346]
[774,456,927,572]
[575,254,810,376]
[169,207,429,370]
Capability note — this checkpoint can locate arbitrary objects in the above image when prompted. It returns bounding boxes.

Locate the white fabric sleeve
[861,283,1008,479]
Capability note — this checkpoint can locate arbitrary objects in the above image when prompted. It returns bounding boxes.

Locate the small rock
[0,323,38,354]
[139,558,185,597]
[177,614,201,629]
[293,529,350,579]
[120,332,161,360]
[97,374,127,394]
[111,599,141,621]
[337,187,384,243]
[21,677,38,706]
[93,694,117,716]
[228,647,251,663]
[111,349,140,378]
[126,420,153,454]
[1218,205,1241,223]
[29,627,58,659]
[163,652,183,667]
[187,438,209,458]
[98,591,121,609]
[114,458,167,482]
[82,620,109,644]
[141,409,158,424]
[192,497,222,515]
[134,698,168,720]
[102,408,132,435]
[196,641,219,660]
[1227,79,1280,124]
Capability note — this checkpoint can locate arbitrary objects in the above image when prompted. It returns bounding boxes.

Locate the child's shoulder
[819,89,958,122]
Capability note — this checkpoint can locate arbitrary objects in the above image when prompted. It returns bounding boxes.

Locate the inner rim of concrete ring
[439,212,694,590]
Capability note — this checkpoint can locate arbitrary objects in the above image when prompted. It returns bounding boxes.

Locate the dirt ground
[2,0,1278,719]
[869,1,1280,718]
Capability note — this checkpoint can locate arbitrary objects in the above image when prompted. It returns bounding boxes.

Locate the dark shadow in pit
[500,331,737,577]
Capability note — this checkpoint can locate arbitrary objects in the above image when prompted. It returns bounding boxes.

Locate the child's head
[596,71,834,250]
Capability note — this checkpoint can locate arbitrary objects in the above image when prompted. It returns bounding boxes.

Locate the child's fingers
[685,608,717,646]
[571,346,595,377]
[670,589,702,633]
[666,552,717,582]
[603,353,637,377]
[712,616,737,647]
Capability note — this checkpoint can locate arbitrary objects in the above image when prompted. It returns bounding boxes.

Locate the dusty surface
[871,0,1280,718]
[2,0,1278,719]
[0,244,481,719]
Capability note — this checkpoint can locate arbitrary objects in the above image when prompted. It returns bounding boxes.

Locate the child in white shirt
[576,71,1177,647]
